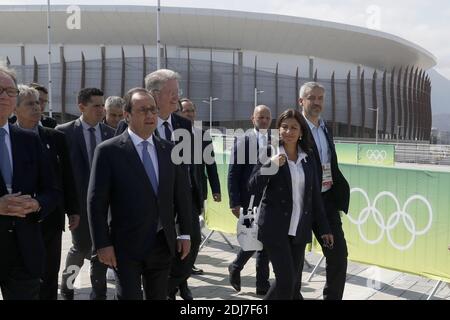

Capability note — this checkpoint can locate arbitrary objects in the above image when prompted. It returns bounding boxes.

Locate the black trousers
[300,191,348,300]
[264,237,306,300]
[115,231,172,300]
[229,248,270,291]
[40,228,63,300]
[0,230,40,300]
[60,216,108,300]
[167,211,202,296]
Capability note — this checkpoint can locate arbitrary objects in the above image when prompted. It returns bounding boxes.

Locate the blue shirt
[304,116,330,165]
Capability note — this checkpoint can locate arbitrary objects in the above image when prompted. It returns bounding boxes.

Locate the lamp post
[46,0,53,117]
[202,97,219,130]
[254,87,264,107]
[368,107,379,144]
[156,0,161,69]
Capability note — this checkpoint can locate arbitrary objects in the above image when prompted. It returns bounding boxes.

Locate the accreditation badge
[322,163,333,192]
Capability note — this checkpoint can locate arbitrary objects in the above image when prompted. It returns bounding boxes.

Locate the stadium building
[0,5,436,140]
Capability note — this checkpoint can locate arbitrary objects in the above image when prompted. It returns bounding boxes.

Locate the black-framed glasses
[0,87,19,97]
[135,106,159,116]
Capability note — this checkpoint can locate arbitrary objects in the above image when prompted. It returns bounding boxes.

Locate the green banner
[357,144,395,166]
[335,143,359,164]
[205,147,450,283]
[340,163,449,282]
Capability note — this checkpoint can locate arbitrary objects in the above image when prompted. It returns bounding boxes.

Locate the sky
[2,0,449,79]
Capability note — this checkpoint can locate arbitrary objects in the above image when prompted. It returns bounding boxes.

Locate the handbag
[236,195,263,251]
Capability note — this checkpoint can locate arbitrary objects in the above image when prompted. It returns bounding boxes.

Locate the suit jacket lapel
[99,123,111,142]
[280,163,292,197]
[322,125,337,164]
[74,119,90,168]
[0,125,15,193]
[301,158,311,194]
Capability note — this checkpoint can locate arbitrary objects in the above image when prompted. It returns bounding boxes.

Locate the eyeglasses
[0,87,19,97]
[135,106,159,116]
[153,88,183,97]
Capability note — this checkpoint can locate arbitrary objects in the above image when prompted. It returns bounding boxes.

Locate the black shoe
[191,265,204,275]
[167,288,177,300]
[228,265,241,292]
[179,282,194,300]
[60,291,74,300]
[256,288,268,296]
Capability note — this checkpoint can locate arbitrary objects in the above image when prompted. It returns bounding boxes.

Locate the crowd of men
[0,63,349,300]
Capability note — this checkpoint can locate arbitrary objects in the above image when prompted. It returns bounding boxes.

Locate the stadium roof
[0,5,437,70]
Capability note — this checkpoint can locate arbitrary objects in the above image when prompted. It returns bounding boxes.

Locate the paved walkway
[59,228,450,300]
[1,227,448,300]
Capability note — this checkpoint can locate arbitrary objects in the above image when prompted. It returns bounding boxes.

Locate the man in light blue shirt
[298,82,350,300]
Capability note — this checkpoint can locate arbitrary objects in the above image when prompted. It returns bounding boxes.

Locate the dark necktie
[0,128,13,189]
[88,127,97,166]
[163,121,172,142]
[141,141,158,195]
[141,140,159,249]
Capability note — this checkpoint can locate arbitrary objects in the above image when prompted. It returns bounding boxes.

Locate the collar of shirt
[16,122,39,134]
[127,128,155,149]
[254,128,269,143]
[158,115,173,131]
[1,122,10,135]
[80,117,101,131]
[279,146,308,165]
[304,115,326,131]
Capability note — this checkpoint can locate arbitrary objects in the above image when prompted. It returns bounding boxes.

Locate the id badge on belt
[322,163,333,192]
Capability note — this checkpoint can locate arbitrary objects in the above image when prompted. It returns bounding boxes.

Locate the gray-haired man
[298,81,350,300]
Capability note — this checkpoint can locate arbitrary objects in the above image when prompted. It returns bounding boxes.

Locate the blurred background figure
[103,96,125,129]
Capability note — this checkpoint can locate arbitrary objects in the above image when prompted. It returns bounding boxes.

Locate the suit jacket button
[304,211,308,215]
[284,212,288,216]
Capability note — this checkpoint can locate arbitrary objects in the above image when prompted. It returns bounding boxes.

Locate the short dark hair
[29,82,48,94]
[179,98,196,111]
[123,87,153,113]
[78,88,104,105]
[276,108,313,154]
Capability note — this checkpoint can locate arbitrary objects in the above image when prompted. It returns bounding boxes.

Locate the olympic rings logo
[366,149,387,162]
[347,188,433,250]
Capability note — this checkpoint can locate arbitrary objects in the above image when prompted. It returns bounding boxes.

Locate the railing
[211,132,450,166]
[335,138,450,166]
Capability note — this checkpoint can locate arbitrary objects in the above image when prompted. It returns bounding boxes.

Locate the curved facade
[0,5,435,141]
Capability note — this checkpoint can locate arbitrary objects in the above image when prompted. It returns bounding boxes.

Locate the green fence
[335,143,395,166]
[205,146,449,283]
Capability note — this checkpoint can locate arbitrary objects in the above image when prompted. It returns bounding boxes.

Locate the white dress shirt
[127,128,159,182]
[279,146,308,236]
[128,128,189,240]
[157,116,174,141]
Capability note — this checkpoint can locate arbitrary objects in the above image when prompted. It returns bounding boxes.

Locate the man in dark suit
[0,66,59,300]
[87,87,192,300]
[298,81,350,300]
[227,105,272,295]
[14,84,80,300]
[143,70,203,300]
[56,88,115,300]
[178,98,222,298]
[29,83,58,129]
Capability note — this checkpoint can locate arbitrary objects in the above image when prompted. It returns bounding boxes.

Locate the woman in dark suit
[248,109,333,300]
